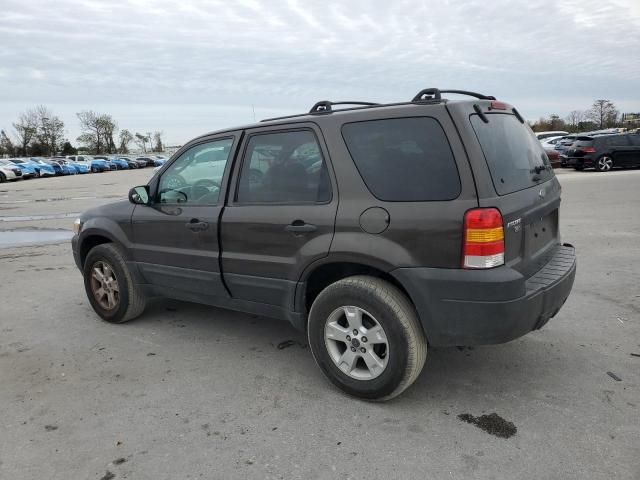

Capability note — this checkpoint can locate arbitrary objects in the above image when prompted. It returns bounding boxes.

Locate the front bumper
[392,244,576,346]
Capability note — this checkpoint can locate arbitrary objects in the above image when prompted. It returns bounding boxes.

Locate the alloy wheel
[324,306,389,380]
[90,261,120,310]
[598,156,613,171]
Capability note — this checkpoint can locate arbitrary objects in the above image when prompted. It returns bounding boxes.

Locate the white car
[535,130,569,140]
[539,135,565,150]
[0,159,23,182]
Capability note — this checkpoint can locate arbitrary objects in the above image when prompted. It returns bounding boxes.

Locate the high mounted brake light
[489,101,507,110]
[463,208,505,269]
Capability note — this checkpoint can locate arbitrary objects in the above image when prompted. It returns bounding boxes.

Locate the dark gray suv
[72,88,576,400]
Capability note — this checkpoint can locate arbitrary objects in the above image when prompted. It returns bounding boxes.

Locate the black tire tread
[86,243,146,323]
[309,275,427,401]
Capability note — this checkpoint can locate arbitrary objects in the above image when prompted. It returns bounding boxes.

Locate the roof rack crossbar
[412,88,496,102]
[309,100,380,114]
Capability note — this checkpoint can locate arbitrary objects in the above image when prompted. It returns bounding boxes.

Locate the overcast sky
[1,0,639,145]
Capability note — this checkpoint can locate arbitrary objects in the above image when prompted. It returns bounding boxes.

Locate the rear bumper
[562,156,595,168]
[392,244,576,346]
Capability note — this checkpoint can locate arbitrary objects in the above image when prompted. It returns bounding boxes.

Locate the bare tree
[1,129,15,156]
[565,110,584,127]
[587,100,618,129]
[134,132,148,153]
[118,129,133,154]
[33,105,65,156]
[77,111,118,154]
[152,131,163,152]
[13,109,38,156]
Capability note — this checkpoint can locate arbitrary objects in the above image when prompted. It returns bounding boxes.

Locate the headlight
[73,218,82,234]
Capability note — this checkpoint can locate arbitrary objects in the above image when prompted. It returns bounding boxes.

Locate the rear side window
[470,114,553,196]
[630,135,640,146]
[602,135,630,147]
[341,117,460,201]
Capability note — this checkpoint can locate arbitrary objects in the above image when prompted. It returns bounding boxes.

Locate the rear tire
[308,275,427,401]
[83,244,146,323]
[596,155,613,172]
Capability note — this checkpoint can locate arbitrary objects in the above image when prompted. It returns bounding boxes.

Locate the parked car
[8,159,37,179]
[117,157,140,169]
[66,155,109,173]
[51,159,76,175]
[562,133,640,171]
[539,135,564,150]
[72,88,576,400]
[136,156,157,167]
[132,157,148,168]
[535,130,569,140]
[107,157,130,170]
[45,159,64,176]
[67,160,91,174]
[545,149,561,168]
[0,159,23,182]
[27,158,57,177]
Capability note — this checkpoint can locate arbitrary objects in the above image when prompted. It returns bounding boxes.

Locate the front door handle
[186,219,209,232]
[285,221,317,234]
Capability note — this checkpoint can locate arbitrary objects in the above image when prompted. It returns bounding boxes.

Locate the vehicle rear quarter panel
[315,105,478,269]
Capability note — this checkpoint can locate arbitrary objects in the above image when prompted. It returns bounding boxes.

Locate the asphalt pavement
[0,168,639,480]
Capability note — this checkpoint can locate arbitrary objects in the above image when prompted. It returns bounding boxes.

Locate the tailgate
[463,108,563,273]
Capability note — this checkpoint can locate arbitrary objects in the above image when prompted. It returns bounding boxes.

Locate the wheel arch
[298,259,416,320]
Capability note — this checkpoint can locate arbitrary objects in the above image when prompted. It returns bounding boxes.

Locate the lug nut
[360,347,366,353]
[346,335,351,341]
[351,346,357,352]
[353,329,358,335]
[361,336,367,343]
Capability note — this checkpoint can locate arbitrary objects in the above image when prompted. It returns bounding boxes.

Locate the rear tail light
[580,147,596,154]
[463,208,505,269]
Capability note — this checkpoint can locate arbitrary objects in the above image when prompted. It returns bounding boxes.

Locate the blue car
[67,161,90,174]
[108,157,130,170]
[26,158,56,177]
[45,160,64,176]
[9,159,37,179]
[66,155,108,173]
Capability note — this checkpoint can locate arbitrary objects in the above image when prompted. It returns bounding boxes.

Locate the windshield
[470,113,553,196]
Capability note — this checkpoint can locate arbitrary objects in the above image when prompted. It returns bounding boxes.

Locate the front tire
[308,275,427,401]
[83,244,146,323]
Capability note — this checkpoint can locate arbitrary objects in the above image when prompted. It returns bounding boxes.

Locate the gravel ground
[0,168,639,480]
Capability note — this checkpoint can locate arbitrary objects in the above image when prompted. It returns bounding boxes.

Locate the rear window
[341,117,460,201]
[574,138,594,147]
[470,113,553,196]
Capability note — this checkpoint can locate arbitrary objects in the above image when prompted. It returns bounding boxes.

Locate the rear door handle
[285,221,317,234]
[186,219,209,232]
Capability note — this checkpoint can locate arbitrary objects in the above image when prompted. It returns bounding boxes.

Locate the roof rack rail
[309,100,380,114]
[412,88,496,102]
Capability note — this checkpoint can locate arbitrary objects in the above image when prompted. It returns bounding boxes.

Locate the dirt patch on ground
[458,413,517,439]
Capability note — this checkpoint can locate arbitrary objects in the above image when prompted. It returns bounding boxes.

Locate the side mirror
[129,185,150,205]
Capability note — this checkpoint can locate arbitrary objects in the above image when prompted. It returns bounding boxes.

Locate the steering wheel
[164,174,187,190]
[192,179,220,202]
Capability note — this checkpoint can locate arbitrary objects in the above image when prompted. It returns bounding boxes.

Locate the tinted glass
[341,117,460,201]
[236,130,331,204]
[158,138,233,205]
[603,135,630,146]
[471,113,553,196]
[629,135,640,146]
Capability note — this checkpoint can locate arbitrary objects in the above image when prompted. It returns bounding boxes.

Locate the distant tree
[61,141,77,155]
[134,132,148,152]
[152,131,163,152]
[33,105,65,156]
[587,100,618,129]
[12,108,38,156]
[118,129,133,153]
[565,110,585,132]
[0,129,15,156]
[77,110,118,154]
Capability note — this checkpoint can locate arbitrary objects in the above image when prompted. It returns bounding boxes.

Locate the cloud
[0,0,639,143]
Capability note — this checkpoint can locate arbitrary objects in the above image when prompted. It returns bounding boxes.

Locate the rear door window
[341,117,460,201]
[603,135,631,147]
[470,113,553,196]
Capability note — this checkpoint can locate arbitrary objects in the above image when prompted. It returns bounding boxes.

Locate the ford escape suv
[72,88,576,400]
